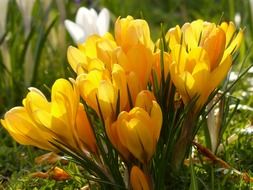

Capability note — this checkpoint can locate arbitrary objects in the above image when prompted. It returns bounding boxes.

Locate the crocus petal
[130,166,150,190]
[75,7,98,37]
[171,44,188,74]
[97,80,117,119]
[117,109,153,163]
[203,27,226,70]
[97,8,110,36]
[1,107,54,151]
[67,46,87,74]
[210,55,232,91]
[125,44,153,89]
[223,28,244,59]
[105,119,130,159]
[111,64,128,110]
[75,103,97,154]
[115,16,153,51]
[64,20,86,44]
[220,22,236,48]
[150,101,163,141]
[166,25,182,50]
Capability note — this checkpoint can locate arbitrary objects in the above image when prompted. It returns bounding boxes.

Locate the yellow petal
[191,61,210,107]
[97,80,117,119]
[1,107,54,151]
[182,23,198,50]
[210,55,232,92]
[169,63,190,103]
[150,101,163,141]
[171,44,188,74]
[96,37,117,71]
[78,34,100,58]
[91,58,105,69]
[166,25,182,49]
[126,72,142,105]
[223,28,244,59]
[187,47,210,73]
[117,108,154,163]
[130,166,150,190]
[112,64,128,110]
[135,90,155,114]
[115,16,153,51]
[203,28,226,70]
[220,22,236,48]
[126,44,153,89]
[105,118,130,159]
[77,71,104,112]
[51,79,79,126]
[179,72,195,99]
[67,46,87,74]
[23,88,50,113]
[75,104,97,154]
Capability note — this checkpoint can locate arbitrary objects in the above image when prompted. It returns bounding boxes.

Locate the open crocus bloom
[64,7,110,44]
[166,20,243,109]
[1,79,97,154]
[107,90,162,164]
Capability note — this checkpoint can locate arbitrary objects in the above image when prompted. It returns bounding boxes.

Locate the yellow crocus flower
[108,90,162,163]
[67,34,117,75]
[166,20,243,109]
[167,20,243,69]
[2,78,97,154]
[115,16,153,52]
[116,44,154,91]
[1,107,55,151]
[135,90,162,144]
[77,65,128,121]
[23,79,80,149]
[169,45,232,109]
[130,166,150,190]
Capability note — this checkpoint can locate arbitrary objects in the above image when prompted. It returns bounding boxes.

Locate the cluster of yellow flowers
[1,16,243,189]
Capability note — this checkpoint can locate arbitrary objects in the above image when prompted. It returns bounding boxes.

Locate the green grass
[0,0,253,189]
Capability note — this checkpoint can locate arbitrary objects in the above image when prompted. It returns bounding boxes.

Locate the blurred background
[0,0,252,189]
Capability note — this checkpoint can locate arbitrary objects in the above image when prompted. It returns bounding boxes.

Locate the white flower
[64,7,110,44]
[16,0,36,37]
[0,0,9,39]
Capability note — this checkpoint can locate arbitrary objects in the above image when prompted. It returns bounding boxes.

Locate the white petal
[96,8,110,35]
[64,20,86,44]
[90,8,98,21]
[75,7,89,26]
[75,7,97,36]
